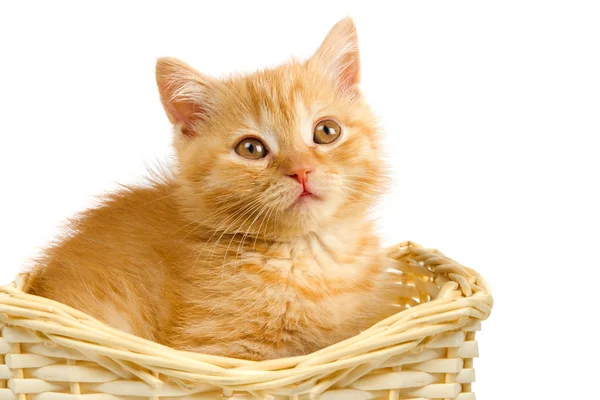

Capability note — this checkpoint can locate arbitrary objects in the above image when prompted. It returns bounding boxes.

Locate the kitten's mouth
[288,183,322,208]
[294,188,320,204]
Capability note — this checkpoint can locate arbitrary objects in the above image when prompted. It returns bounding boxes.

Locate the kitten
[26,18,398,360]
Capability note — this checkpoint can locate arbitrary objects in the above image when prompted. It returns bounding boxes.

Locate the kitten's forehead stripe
[248,73,298,127]
[243,70,312,150]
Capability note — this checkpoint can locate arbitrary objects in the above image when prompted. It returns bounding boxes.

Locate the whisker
[236,203,270,260]
[223,202,267,264]
[195,199,261,265]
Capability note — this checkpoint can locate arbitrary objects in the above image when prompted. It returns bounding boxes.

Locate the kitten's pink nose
[287,167,312,185]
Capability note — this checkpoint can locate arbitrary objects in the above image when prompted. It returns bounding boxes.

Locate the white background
[1,1,599,399]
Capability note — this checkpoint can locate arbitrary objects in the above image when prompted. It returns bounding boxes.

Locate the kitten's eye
[314,119,341,145]
[235,138,268,159]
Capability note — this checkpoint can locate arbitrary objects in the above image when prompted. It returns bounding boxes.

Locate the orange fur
[26,18,398,360]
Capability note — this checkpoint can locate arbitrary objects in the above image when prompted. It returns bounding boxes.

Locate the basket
[0,241,492,400]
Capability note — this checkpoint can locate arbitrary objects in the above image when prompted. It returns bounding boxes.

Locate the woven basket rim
[0,241,493,390]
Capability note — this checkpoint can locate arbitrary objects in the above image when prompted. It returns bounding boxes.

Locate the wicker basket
[0,241,492,400]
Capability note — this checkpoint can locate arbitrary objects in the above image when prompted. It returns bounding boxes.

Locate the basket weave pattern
[0,242,492,400]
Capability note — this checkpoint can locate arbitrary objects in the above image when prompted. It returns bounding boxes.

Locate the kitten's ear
[156,57,216,136]
[311,17,360,92]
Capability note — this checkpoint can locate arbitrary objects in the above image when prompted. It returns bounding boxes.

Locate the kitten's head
[157,18,387,238]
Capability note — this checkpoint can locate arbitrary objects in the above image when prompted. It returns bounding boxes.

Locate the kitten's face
[157,18,387,237]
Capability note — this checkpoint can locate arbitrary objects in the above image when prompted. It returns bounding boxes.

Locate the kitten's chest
[235,232,386,351]
[241,232,377,295]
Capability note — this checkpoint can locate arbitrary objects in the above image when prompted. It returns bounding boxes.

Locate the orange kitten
[26,18,398,360]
